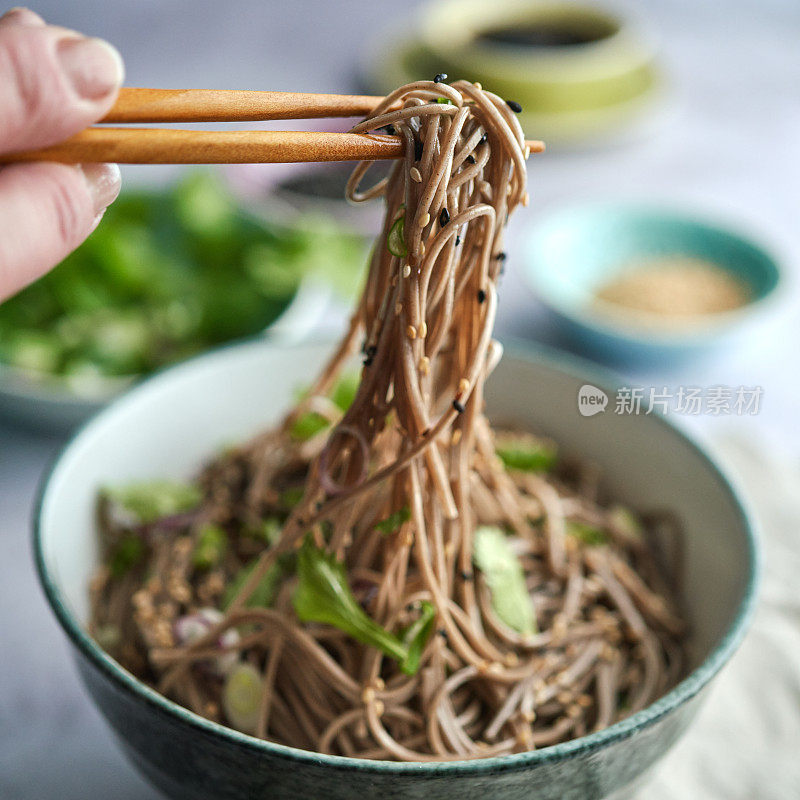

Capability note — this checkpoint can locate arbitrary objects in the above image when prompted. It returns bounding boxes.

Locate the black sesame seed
[466,154,476,164]
[506,100,522,113]
[479,133,488,145]
[455,235,461,246]
[414,139,424,161]
[434,73,448,83]
[477,289,486,304]
[439,208,450,226]
[453,400,465,413]
[495,252,507,261]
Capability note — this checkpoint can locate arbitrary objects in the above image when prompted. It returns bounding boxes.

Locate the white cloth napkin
[642,433,800,798]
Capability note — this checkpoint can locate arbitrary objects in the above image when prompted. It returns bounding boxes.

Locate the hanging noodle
[89,79,686,760]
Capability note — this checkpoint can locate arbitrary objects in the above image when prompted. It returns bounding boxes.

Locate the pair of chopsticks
[1,88,544,165]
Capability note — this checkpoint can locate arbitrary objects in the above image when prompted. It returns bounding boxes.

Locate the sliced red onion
[173,608,240,676]
[318,424,369,497]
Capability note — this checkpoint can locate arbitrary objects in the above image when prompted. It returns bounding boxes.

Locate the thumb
[0,9,124,153]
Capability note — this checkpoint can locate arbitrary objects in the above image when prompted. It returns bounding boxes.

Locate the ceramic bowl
[522,202,783,363]
[34,339,758,800]
[0,280,327,434]
[365,0,664,147]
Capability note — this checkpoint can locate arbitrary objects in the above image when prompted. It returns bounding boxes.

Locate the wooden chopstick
[0,87,545,164]
[101,88,393,123]
[2,129,544,165]
[2,128,404,164]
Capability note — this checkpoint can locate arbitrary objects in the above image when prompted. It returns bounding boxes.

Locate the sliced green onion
[607,505,643,542]
[387,215,407,258]
[496,440,557,473]
[473,526,536,635]
[375,506,411,535]
[104,480,201,524]
[192,524,228,570]
[289,411,330,441]
[93,623,121,651]
[222,662,262,734]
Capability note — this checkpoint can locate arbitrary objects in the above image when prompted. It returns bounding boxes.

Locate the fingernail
[81,163,121,215]
[57,36,124,100]
[1,7,46,25]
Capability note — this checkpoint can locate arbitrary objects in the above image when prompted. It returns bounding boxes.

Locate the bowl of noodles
[34,80,756,799]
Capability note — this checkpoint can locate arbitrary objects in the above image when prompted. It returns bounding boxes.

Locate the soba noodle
[89,79,686,760]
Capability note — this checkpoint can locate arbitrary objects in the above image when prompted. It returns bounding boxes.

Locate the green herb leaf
[222,556,288,610]
[279,486,305,510]
[566,521,608,547]
[105,480,201,524]
[399,601,436,675]
[243,517,282,545]
[331,371,360,412]
[473,526,536,635]
[375,506,411,535]
[293,540,417,670]
[289,411,330,441]
[496,440,557,473]
[387,215,407,258]
[192,524,228,570]
[110,534,146,578]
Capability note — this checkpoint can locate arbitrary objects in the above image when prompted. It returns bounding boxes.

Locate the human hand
[0,7,124,301]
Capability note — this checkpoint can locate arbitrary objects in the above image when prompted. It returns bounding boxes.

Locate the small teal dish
[34,339,758,800]
[522,203,783,363]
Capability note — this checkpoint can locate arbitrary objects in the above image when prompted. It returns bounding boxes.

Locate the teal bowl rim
[522,201,785,346]
[33,336,760,777]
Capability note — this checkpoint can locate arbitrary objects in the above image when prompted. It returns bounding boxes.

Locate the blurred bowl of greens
[0,172,366,432]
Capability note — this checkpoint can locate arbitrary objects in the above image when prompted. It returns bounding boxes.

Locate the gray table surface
[1,1,798,797]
